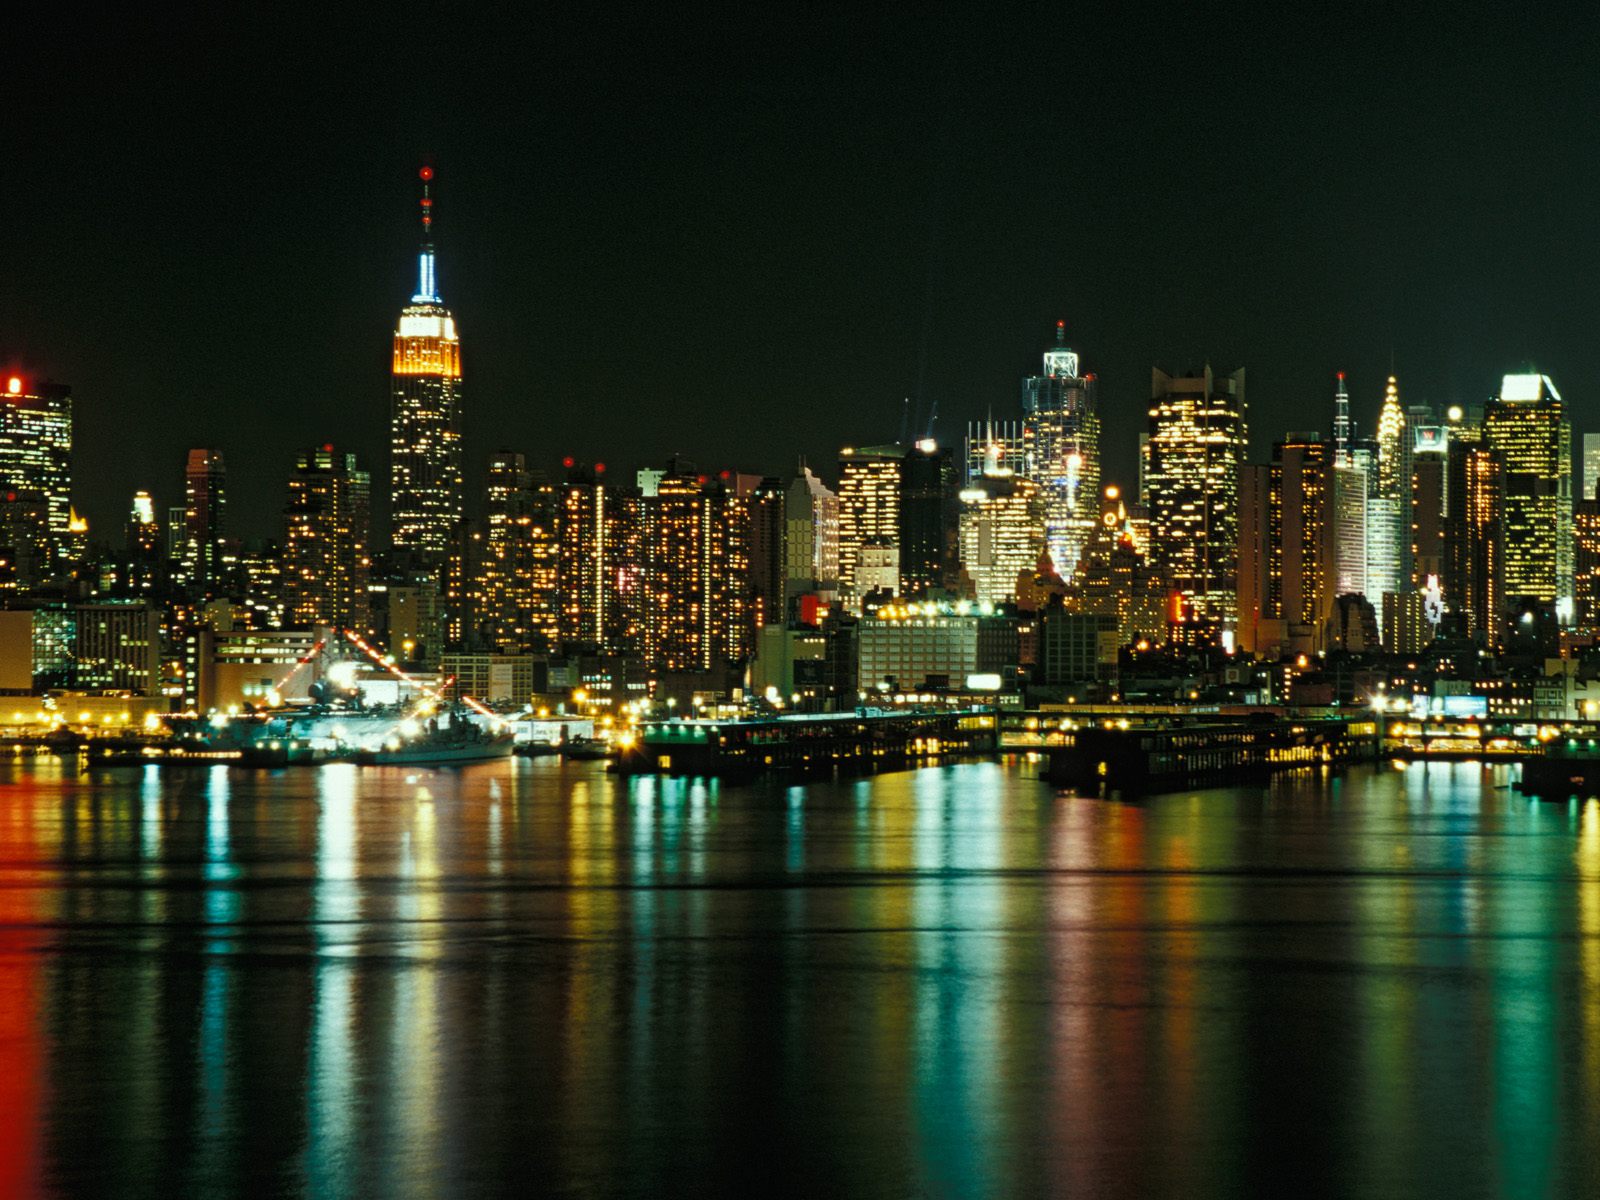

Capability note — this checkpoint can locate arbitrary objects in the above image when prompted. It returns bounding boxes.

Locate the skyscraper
[1445,441,1504,646]
[1582,432,1600,503]
[1485,373,1572,621]
[784,467,839,606]
[837,444,903,608]
[964,418,1027,483]
[0,374,72,569]
[958,466,1046,606]
[391,165,463,559]
[283,445,371,630]
[1411,424,1448,589]
[558,462,611,649]
[898,439,958,598]
[1021,323,1100,578]
[1366,376,1411,613]
[635,461,754,672]
[474,451,545,652]
[184,448,227,592]
[1143,366,1247,623]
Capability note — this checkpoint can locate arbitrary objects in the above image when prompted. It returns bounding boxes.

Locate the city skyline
[5,11,1599,539]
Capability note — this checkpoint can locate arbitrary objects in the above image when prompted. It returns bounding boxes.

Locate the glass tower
[1021,323,1100,579]
[1143,365,1247,623]
[1485,373,1572,622]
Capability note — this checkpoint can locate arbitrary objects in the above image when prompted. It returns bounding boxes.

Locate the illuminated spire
[1376,375,1406,498]
[1332,371,1352,468]
[414,164,438,302]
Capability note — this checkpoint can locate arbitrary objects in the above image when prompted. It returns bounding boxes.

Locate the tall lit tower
[1365,375,1408,619]
[1143,365,1247,623]
[391,164,463,559]
[284,445,372,630]
[0,374,72,565]
[184,448,227,592]
[1021,322,1100,578]
[1485,372,1572,620]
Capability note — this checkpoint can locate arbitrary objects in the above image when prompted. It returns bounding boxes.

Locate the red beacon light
[594,462,606,474]
[419,165,434,181]
[561,455,575,469]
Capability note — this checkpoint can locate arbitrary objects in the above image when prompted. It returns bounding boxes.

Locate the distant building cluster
[4,167,1599,725]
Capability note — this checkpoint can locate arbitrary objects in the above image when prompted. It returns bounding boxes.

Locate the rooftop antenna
[414,163,439,302]
[898,396,911,445]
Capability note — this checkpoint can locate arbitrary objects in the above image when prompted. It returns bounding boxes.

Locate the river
[0,756,1595,1198]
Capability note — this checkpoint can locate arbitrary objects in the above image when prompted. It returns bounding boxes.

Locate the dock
[614,708,998,779]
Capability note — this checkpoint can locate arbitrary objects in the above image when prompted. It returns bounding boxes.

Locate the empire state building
[391,164,463,558]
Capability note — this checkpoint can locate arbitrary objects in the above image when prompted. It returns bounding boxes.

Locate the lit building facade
[1484,373,1572,620]
[958,468,1045,606]
[837,444,903,608]
[557,463,630,652]
[283,446,371,631]
[634,463,754,672]
[1366,376,1411,616]
[784,467,839,605]
[1021,324,1100,578]
[964,419,1028,483]
[184,448,227,593]
[1583,432,1600,503]
[1445,442,1504,646]
[0,375,72,572]
[1574,497,1600,636]
[1143,366,1246,623]
[391,165,463,559]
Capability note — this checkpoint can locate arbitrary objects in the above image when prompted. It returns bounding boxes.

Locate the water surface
[0,757,1596,1198]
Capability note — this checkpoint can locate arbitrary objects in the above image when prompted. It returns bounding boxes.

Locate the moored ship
[356,708,514,766]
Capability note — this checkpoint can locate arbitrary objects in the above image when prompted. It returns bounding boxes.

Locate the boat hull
[357,740,514,767]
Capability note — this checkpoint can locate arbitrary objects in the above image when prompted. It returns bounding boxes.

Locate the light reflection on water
[0,757,1595,1196]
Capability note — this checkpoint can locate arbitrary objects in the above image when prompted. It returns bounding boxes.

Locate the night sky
[4,7,1598,540]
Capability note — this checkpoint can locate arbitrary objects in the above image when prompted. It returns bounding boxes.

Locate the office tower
[1236,464,1273,654]
[0,374,72,567]
[475,451,541,652]
[1484,373,1572,620]
[1270,435,1331,635]
[0,493,51,591]
[557,462,622,650]
[1332,463,1368,599]
[1021,323,1100,577]
[1444,442,1504,646]
[166,505,186,560]
[184,448,227,592]
[1411,442,1447,588]
[1065,485,1171,645]
[964,419,1027,483]
[899,439,959,598]
[958,467,1046,606]
[1143,365,1247,622]
[126,491,160,559]
[635,462,753,671]
[784,467,839,606]
[1584,433,1600,502]
[391,165,463,558]
[525,471,560,651]
[740,475,787,630]
[283,446,371,630]
[1575,497,1600,635]
[837,444,903,607]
